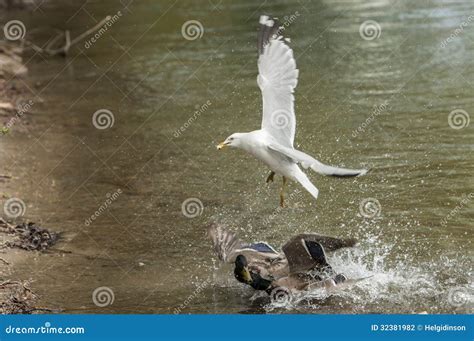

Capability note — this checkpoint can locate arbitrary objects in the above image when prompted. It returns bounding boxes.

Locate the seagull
[217,15,368,207]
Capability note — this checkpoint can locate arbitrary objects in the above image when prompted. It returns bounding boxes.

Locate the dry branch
[24,15,111,57]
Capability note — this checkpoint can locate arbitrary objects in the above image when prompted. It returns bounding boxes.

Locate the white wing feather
[255,15,368,199]
[258,18,298,148]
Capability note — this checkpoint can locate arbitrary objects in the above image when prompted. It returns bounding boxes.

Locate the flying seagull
[217,15,368,207]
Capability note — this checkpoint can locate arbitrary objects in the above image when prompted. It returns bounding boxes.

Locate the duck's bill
[236,266,253,284]
[217,142,228,150]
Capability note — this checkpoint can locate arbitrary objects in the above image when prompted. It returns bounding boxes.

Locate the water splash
[261,237,446,313]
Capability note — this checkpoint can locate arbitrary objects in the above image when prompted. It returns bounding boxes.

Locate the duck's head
[234,255,252,284]
[234,255,273,291]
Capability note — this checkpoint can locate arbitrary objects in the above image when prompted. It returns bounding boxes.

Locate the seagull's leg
[279,176,287,207]
[266,171,275,183]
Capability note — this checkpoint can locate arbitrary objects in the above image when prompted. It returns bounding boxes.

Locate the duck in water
[209,224,358,294]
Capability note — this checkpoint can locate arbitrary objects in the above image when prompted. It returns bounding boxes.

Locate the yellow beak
[217,142,228,150]
[241,266,252,284]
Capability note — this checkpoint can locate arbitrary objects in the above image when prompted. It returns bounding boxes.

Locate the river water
[0,0,472,313]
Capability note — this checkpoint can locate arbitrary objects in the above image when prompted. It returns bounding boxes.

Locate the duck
[208,224,358,294]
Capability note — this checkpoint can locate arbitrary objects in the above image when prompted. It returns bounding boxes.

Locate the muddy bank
[0,217,58,313]
[0,218,57,252]
[0,39,58,313]
[0,41,29,136]
[0,217,58,314]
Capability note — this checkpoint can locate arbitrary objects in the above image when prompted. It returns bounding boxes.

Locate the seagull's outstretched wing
[268,142,368,177]
[257,15,298,148]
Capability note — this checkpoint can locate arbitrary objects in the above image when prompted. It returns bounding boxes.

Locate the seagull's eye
[229,137,234,141]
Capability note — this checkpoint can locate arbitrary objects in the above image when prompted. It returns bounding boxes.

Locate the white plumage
[218,15,367,206]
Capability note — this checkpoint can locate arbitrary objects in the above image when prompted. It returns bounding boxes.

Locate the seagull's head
[217,133,244,150]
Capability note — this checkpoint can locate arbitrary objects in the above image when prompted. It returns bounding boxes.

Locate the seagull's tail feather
[268,143,368,178]
[293,169,319,200]
[308,159,368,178]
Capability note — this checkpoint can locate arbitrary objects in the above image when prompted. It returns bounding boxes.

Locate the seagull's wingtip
[259,14,275,27]
[259,15,269,24]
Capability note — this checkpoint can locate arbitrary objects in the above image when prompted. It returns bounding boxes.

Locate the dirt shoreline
[0,39,58,314]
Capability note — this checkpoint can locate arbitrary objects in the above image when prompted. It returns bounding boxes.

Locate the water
[0,0,472,313]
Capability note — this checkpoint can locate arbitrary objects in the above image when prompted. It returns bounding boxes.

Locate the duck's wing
[296,233,357,252]
[282,236,331,274]
[283,233,357,275]
[208,224,244,263]
[303,240,330,268]
[258,15,298,149]
[247,241,278,254]
[208,224,279,263]
[281,234,356,272]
